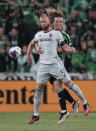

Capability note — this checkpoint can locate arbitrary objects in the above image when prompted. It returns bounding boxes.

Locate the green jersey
[58,31,72,63]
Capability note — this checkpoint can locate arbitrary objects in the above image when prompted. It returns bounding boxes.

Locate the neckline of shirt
[43,28,53,33]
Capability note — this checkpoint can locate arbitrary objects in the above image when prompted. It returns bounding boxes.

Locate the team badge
[49,34,53,37]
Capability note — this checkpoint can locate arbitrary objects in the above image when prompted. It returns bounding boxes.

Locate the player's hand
[57,46,63,52]
[72,48,82,54]
[27,56,32,66]
[35,43,44,54]
[36,46,44,54]
[71,47,77,53]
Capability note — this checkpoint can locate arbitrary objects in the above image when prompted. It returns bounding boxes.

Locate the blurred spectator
[4,0,18,8]
[50,0,63,8]
[71,52,86,73]
[5,6,24,34]
[9,27,19,46]
[21,0,49,25]
[9,26,29,47]
[71,34,87,73]
[21,0,39,25]
[68,23,81,49]
[0,26,11,72]
[71,0,91,19]
[36,0,50,8]
[0,26,10,54]
[85,40,96,72]
[66,6,84,35]
[0,26,10,72]
[88,6,96,31]
[16,0,29,5]
[81,26,96,48]
[20,0,41,41]
[0,1,7,26]
[17,45,35,72]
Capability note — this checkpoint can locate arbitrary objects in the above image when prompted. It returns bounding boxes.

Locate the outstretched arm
[62,44,76,53]
[57,32,77,54]
[59,41,77,53]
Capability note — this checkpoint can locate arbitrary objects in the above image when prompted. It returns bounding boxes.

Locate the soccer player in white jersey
[36,10,80,124]
[27,13,89,124]
[35,9,89,124]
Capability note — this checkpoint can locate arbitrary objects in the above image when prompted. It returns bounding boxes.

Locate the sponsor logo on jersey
[39,38,52,42]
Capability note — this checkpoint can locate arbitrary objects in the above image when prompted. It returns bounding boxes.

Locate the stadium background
[0,0,96,113]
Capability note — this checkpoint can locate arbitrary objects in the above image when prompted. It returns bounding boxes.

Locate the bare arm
[27,40,35,66]
[27,40,34,57]
[62,44,77,53]
[35,43,44,54]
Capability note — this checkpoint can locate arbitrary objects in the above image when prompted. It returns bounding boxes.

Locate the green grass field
[0,112,96,131]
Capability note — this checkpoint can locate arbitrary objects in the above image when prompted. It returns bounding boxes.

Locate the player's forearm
[27,40,34,57]
[62,44,72,52]
[35,43,39,50]
[62,44,76,53]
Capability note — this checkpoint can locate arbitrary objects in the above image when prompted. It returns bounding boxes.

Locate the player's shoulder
[61,31,70,38]
[52,29,61,33]
[35,31,43,36]
[52,29,62,35]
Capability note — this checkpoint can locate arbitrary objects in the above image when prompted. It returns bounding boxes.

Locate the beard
[41,24,50,31]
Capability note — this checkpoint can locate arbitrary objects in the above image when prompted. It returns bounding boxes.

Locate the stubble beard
[42,24,50,31]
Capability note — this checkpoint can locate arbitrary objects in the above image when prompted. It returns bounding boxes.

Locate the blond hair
[47,9,64,23]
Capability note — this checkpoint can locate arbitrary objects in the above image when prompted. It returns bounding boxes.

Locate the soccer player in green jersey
[47,9,80,124]
[48,9,89,121]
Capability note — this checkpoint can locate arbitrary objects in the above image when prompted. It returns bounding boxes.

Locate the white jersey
[34,29,64,64]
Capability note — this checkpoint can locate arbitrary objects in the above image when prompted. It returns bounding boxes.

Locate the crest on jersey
[49,34,53,37]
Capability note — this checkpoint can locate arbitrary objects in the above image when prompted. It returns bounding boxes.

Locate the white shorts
[36,59,71,85]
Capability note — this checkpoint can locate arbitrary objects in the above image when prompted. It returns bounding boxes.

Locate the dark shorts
[49,76,57,85]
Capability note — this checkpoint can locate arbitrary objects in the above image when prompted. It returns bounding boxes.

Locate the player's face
[40,16,50,31]
[53,17,64,31]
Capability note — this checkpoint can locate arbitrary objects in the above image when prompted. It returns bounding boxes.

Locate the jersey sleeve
[33,32,39,42]
[56,31,65,46]
[62,31,72,46]
[65,33,72,46]
[56,31,64,43]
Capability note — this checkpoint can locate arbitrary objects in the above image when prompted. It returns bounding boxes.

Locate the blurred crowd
[0,0,96,77]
